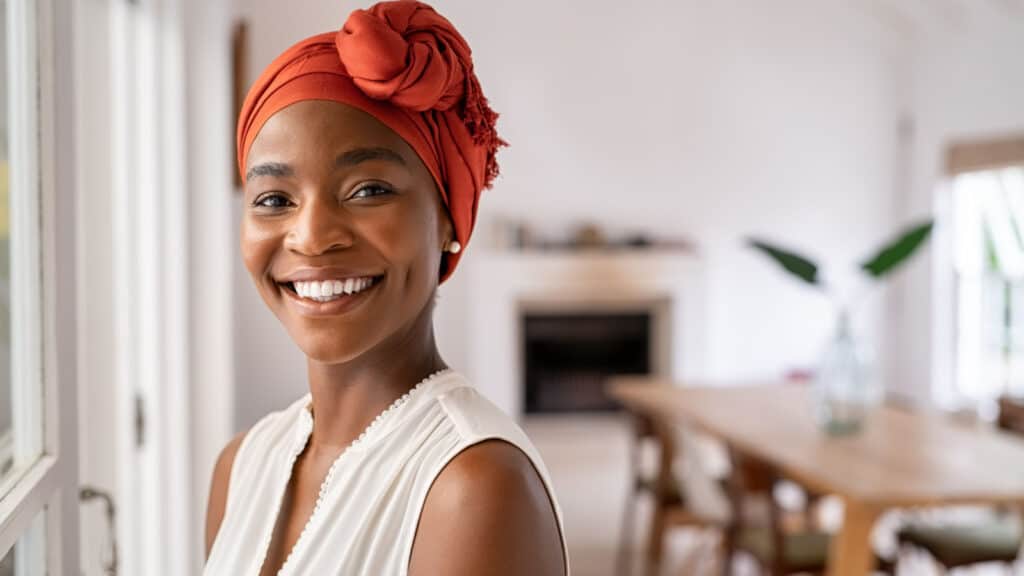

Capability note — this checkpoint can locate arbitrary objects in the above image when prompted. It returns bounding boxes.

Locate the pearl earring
[447,240,462,254]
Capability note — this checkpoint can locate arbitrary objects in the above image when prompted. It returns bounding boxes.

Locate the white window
[951,166,1024,411]
[0,0,80,571]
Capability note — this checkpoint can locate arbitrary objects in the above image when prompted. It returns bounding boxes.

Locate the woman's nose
[284,195,355,256]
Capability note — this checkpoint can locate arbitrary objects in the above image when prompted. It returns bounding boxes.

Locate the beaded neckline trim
[299,367,451,452]
[258,367,453,576]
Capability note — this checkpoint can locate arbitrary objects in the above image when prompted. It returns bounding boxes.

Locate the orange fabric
[237,0,503,282]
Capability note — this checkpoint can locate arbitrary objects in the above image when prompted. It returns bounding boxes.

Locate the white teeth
[291,277,376,302]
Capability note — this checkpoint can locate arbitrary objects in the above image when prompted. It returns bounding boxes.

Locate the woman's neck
[304,313,447,453]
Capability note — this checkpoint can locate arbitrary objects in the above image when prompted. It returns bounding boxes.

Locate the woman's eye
[350,184,393,200]
[253,193,291,209]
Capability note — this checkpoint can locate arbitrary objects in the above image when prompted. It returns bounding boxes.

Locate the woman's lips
[278,275,383,317]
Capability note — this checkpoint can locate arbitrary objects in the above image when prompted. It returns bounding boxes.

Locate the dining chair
[894,396,1024,573]
[617,410,722,576]
[719,449,831,576]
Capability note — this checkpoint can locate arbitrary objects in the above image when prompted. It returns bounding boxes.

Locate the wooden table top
[608,377,1024,508]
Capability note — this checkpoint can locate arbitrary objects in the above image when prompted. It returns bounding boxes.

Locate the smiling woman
[241,102,447,361]
[203,2,568,576]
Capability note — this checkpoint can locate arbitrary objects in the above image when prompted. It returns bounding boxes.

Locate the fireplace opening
[522,311,652,413]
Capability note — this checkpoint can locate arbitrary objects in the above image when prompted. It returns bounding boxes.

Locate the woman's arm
[409,439,566,576]
[204,431,247,558]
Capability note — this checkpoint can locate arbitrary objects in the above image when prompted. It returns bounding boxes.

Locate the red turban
[237,0,503,283]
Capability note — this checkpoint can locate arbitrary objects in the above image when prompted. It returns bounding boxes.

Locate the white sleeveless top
[204,369,570,575]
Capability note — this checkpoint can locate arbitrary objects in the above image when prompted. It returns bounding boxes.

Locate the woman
[203,2,568,574]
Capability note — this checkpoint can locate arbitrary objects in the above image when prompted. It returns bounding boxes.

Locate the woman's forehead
[247,100,414,167]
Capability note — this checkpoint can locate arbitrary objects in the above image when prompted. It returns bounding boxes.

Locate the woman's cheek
[364,204,427,260]
[240,219,280,281]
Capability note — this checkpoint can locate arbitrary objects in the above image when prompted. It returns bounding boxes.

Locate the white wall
[232,0,909,424]
[893,3,1024,405]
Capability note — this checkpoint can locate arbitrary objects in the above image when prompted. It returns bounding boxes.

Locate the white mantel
[467,249,707,417]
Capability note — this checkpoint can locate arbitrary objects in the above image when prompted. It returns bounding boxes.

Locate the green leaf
[747,239,819,285]
[860,220,934,279]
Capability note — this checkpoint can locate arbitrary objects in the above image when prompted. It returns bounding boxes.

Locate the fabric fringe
[461,73,507,189]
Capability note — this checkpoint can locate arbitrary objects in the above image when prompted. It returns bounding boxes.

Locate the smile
[277,275,384,316]
[290,277,375,302]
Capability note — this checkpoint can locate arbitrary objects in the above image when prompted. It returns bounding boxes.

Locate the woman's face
[241,100,450,364]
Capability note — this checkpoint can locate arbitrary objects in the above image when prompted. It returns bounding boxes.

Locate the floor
[523,413,1024,576]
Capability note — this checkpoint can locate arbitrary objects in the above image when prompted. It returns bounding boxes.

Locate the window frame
[935,134,1024,410]
[0,0,80,570]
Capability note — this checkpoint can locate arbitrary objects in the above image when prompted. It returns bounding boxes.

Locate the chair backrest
[721,448,792,570]
[732,453,777,494]
[624,410,681,503]
[997,396,1024,436]
[721,448,779,521]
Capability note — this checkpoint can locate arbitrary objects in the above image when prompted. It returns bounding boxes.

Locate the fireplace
[522,311,653,413]
[463,250,706,417]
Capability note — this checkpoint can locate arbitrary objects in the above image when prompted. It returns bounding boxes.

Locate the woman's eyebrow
[246,161,293,181]
[336,147,407,168]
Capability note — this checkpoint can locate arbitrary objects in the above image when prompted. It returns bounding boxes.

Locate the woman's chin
[291,333,375,366]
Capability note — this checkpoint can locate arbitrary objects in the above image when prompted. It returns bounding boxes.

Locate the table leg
[827,500,881,576]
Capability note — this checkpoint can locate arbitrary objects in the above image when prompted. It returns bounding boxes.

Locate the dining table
[607,376,1024,576]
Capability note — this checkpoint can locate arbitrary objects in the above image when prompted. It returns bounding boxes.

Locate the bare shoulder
[409,439,565,576]
[204,430,247,558]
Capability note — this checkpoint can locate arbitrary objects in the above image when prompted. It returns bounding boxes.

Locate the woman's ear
[433,187,457,278]
[437,203,455,251]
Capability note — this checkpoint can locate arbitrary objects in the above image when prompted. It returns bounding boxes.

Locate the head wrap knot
[337,2,503,184]
[238,0,504,282]
[339,5,468,112]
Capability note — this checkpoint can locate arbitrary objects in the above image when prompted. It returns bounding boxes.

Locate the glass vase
[813,309,875,435]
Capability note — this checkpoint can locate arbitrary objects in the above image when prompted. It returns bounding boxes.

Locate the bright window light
[953,166,1024,405]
